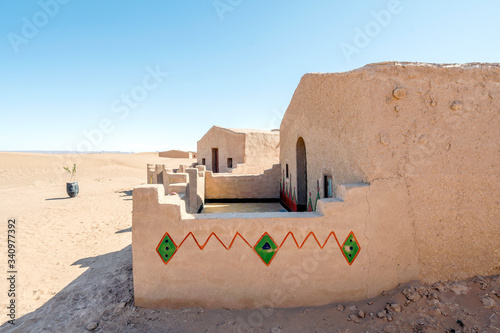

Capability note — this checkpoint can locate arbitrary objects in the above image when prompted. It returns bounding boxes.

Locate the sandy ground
[0,152,498,332]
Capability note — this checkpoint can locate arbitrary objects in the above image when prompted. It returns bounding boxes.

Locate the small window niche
[286,164,289,178]
[201,158,206,166]
[324,175,333,198]
[227,158,233,168]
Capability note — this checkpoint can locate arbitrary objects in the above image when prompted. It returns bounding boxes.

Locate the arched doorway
[296,137,307,211]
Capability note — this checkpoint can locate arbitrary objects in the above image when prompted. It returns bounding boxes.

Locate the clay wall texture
[133,180,418,309]
[280,62,500,282]
[204,164,280,199]
[159,150,196,159]
[197,126,279,174]
[134,62,499,309]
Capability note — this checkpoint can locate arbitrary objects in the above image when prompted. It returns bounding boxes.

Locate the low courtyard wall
[132,178,419,309]
[205,164,280,200]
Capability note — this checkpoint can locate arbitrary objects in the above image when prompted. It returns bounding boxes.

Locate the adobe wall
[186,167,205,213]
[232,131,280,175]
[280,62,500,282]
[132,179,419,309]
[205,164,280,199]
[197,128,245,173]
[159,150,194,159]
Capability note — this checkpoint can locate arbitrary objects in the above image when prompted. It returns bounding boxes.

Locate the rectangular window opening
[201,158,205,165]
[227,158,233,168]
[286,164,289,178]
[324,175,333,198]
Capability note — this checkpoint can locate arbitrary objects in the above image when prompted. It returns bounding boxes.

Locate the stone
[390,303,402,313]
[377,310,387,318]
[336,305,345,312]
[417,286,429,297]
[402,287,421,302]
[479,295,496,308]
[449,282,470,295]
[429,299,440,305]
[473,276,489,290]
[358,309,365,318]
[85,322,98,331]
[432,282,447,292]
[347,314,360,323]
[348,305,357,311]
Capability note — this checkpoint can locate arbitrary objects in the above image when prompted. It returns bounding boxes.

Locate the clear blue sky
[1,0,499,152]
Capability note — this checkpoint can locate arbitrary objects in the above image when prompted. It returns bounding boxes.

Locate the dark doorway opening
[211,148,219,173]
[296,137,307,211]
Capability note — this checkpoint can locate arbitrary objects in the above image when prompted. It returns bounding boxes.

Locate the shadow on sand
[115,227,132,234]
[0,246,134,332]
[116,190,133,201]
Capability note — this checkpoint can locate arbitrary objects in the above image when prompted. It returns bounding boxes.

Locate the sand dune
[0,153,498,332]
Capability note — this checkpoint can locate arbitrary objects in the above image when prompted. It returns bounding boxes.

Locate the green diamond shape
[254,233,278,266]
[156,232,177,264]
[342,232,360,265]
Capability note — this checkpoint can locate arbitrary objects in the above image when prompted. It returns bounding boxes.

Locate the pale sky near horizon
[1,0,499,152]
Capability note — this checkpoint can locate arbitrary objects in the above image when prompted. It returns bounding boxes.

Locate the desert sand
[0,152,498,332]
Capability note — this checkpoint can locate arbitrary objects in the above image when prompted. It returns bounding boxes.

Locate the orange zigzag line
[177,231,343,250]
[279,231,341,249]
[178,232,252,250]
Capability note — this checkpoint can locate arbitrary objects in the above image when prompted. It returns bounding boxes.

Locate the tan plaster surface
[197,126,279,174]
[205,164,280,199]
[133,179,418,309]
[280,62,500,283]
